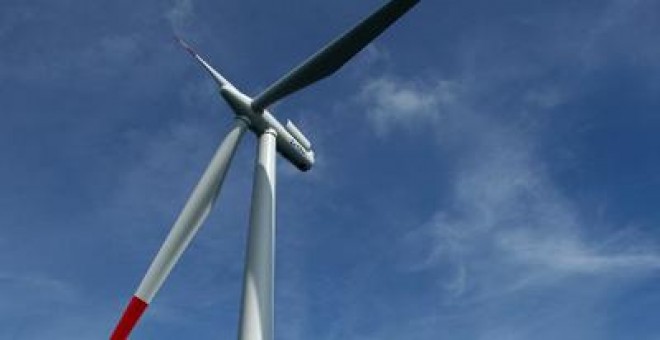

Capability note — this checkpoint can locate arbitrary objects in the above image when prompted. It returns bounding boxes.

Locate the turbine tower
[111,0,419,338]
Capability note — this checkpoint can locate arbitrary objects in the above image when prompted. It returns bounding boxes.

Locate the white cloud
[166,0,195,32]
[360,77,460,136]
[345,69,660,339]
[360,74,660,300]
[498,229,660,274]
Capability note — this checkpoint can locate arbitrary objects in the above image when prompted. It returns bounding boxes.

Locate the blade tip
[111,296,149,340]
[175,35,196,56]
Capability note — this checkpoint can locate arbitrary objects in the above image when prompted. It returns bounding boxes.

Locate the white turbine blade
[177,36,231,88]
[111,119,248,340]
[251,0,420,111]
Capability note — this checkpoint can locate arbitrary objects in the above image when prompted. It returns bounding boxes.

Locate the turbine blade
[111,119,248,339]
[176,36,231,88]
[251,0,420,111]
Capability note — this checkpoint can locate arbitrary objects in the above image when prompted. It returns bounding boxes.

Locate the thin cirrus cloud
[355,69,660,339]
[166,0,195,32]
[361,73,660,287]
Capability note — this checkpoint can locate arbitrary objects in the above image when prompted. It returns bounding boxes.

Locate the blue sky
[1,0,660,339]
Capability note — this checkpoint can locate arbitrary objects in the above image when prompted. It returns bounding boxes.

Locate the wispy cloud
[360,77,459,136]
[579,0,660,69]
[166,0,195,33]
[352,68,660,338]
[364,74,660,291]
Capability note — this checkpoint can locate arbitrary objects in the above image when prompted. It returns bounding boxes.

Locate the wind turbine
[111,0,419,339]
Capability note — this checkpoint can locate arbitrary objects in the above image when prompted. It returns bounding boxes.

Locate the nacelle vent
[285,120,312,150]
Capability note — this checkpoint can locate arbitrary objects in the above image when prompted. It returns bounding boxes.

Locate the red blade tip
[175,36,196,56]
[111,296,148,340]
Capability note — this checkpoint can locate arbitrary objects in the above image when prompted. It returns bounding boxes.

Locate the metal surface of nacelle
[220,86,315,172]
[285,120,312,150]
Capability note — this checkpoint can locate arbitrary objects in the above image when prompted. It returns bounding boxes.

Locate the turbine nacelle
[219,85,315,172]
